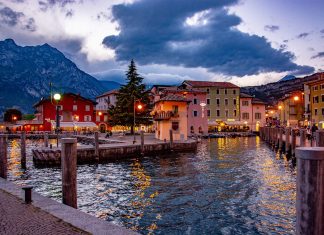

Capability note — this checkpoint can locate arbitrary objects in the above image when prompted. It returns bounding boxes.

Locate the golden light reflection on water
[7,139,23,178]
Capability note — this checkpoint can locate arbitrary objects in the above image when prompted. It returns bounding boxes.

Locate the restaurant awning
[51,122,97,128]
[224,121,245,126]
[51,122,75,128]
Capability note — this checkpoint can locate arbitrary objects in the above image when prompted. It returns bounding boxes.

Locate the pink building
[151,86,208,136]
[240,93,266,131]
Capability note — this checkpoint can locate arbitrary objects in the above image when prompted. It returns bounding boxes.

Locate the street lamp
[53,93,61,147]
[133,98,143,144]
[200,102,206,118]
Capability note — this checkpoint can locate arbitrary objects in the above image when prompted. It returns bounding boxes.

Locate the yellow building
[277,92,304,127]
[305,77,324,127]
[152,94,190,141]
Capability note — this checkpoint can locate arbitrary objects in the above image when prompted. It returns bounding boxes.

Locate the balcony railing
[153,111,178,121]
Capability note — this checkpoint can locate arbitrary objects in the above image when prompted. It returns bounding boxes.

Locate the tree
[108,60,152,133]
[3,108,22,122]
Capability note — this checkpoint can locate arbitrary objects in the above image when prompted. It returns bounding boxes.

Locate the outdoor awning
[224,121,245,126]
[208,120,219,126]
[52,122,75,128]
[74,122,97,127]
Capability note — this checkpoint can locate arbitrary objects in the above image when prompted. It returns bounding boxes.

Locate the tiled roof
[157,94,190,103]
[96,89,119,98]
[34,93,97,107]
[252,98,266,105]
[183,80,239,88]
[163,86,206,93]
[240,93,254,98]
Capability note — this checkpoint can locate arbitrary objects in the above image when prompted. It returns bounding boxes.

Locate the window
[314,86,319,91]
[242,100,249,106]
[193,110,198,117]
[206,88,209,94]
[322,95,324,102]
[233,90,236,95]
[315,109,318,116]
[216,99,220,106]
[73,105,77,111]
[225,110,229,118]
[216,89,220,94]
[322,108,324,116]
[84,115,91,121]
[225,89,227,95]
[96,116,100,122]
[242,113,249,119]
[206,98,210,105]
[207,110,210,117]
[104,115,108,122]
[194,99,197,104]
[225,99,228,106]
[217,110,220,117]
[85,105,90,111]
[321,84,324,90]
[255,113,261,119]
[172,122,179,131]
[313,96,319,103]
[233,99,237,105]
[172,105,179,114]
[234,110,237,116]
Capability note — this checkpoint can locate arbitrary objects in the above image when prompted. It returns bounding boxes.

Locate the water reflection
[6,137,296,234]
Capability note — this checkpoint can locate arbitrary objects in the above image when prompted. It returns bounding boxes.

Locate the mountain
[279,75,296,82]
[241,73,323,105]
[0,39,106,114]
[99,80,121,90]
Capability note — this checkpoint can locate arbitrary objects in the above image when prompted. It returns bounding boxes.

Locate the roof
[163,86,206,94]
[156,94,190,103]
[252,98,266,105]
[183,80,239,88]
[96,89,119,98]
[240,93,254,98]
[33,93,96,107]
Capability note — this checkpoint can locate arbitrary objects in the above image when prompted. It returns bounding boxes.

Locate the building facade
[181,80,241,131]
[240,93,266,131]
[152,94,190,141]
[277,91,304,127]
[95,90,118,132]
[17,93,97,131]
[151,86,208,135]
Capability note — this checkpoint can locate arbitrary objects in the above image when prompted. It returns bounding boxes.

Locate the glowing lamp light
[98,111,102,116]
[293,96,299,101]
[13,116,17,120]
[53,93,61,101]
[137,104,143,110]
[270,110,274,114]
[200,102,206,107]
[278,105,282,110]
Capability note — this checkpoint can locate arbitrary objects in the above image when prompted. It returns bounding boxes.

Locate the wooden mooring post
[316,130,324,147]
[44,132,49,148]
[291,129,296,157]
[21,131,26,169]
[94,131,99,161]
[61,138,77,209]
[296,147,324,235]
[0,134,7,179]
[279,128,283,152]
[140,131,145,154]
[169,129,173,150]
[299,129,306,147]
[285,127,291,156]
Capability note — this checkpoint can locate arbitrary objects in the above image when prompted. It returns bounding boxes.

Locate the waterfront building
[152,94,190,141]
[277,91,304,127]
[151,86,208,135]
[240,93,266,131]
[95,90,118,132]
[304,73,324,127]
[17,93,97,131]
[181,80,241,131]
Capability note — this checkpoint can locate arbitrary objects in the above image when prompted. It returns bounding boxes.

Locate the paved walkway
[0,189,88,235]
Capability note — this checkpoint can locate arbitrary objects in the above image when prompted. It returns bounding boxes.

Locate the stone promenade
[0,189,87,235]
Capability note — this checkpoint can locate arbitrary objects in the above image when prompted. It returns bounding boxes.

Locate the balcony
[153,111,178,121]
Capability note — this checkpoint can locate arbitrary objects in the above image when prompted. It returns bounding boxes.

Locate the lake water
[7,137,296,234]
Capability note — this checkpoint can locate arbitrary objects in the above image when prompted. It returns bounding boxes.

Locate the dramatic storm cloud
[312,52,324,59]
[103,0,314,77]
[0,6,36,31]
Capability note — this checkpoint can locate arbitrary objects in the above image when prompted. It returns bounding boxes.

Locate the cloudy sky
[1,0,323,86]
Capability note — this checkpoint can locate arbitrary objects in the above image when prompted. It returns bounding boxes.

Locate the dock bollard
[315,130,324,147]
[285,128,291,156]
[21,131,26,169]
[0,134,7,179]
[61,138,77,209]
[291,129,296,156]
[22,186,33,203]
[296,147,324,235]
[279,128,283,152]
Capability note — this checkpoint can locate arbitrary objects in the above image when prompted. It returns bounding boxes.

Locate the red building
[18,93,97,132]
